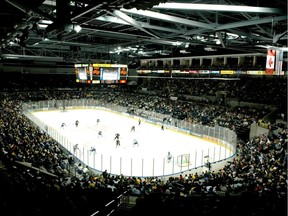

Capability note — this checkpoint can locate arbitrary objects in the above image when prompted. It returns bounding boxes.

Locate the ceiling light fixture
[64,24,82,33]
[39,20,53,25]
[74,25,82,33]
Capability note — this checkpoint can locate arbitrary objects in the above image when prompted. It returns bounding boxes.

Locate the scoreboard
[75,63,128,84]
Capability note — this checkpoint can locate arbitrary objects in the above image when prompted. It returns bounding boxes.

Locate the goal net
[176,154,191,167]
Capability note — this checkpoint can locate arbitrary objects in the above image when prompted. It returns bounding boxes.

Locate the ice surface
[31,109,232,177]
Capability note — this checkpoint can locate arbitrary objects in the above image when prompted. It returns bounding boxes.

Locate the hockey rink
[29,108,233,177]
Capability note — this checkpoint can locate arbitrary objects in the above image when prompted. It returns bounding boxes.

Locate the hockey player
[114,133,120,140]
[73,144,79,153]
[131,125,135,132]
[133,139,139,147]
[98,130,103,138]
[75,120,79,127]
[90,147,96,154]
[116,139,120,147]
[60,122,66,129]
[167,151,172,163]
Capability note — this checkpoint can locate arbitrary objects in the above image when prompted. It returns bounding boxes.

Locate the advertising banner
[220,70,234,75]
[247,71,266,75]
[199,70,210,74]
[265,49,276,75]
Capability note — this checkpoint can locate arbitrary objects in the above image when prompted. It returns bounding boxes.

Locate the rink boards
[28,108,234,177]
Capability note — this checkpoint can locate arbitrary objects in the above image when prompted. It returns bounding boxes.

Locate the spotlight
[64,24,82,33]
[74,25,82,33]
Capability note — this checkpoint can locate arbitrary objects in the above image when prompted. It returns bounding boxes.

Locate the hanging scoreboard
[75,63,128,84]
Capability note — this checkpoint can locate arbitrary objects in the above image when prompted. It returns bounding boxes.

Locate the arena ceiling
[0,0,287,65]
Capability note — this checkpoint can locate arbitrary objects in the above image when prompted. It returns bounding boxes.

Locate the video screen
[100,67,120,80]
[77,67,87,80]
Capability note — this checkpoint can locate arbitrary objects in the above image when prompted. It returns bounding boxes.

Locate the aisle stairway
[116,195,138,216]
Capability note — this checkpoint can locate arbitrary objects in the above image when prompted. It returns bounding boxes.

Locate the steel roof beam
[153,3,283,14]
[111,10,160,39]
[120,8,216,30]
[95,15,184,34]
[216,15,287,31]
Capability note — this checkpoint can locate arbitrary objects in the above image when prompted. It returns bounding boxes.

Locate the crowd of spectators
[0,74,287,216]
[138,76,286,107]
[138,56,287,74]
[128,126,287,216]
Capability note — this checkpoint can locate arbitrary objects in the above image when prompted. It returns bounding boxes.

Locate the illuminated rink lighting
[30,109,233,177]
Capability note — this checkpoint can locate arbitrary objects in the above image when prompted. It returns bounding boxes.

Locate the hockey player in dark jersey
[114,133,120,140]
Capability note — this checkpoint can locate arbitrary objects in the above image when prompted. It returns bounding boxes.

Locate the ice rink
[29,108,232,177]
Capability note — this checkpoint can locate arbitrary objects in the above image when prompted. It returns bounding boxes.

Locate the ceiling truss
[0,0,287,64]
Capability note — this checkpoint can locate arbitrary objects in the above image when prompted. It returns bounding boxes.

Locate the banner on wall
[265,49,276,75]
[156,70,165,73]
[189,70,198,74]
[180,70,190,73]
[210,70,220,74]
[220,70,234,75]
[137,70,151,74]
[275,50,283,75]
[172,70,181,73]
[247,71,266,75]
[234,70,246,74]
[198,70,210,74]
